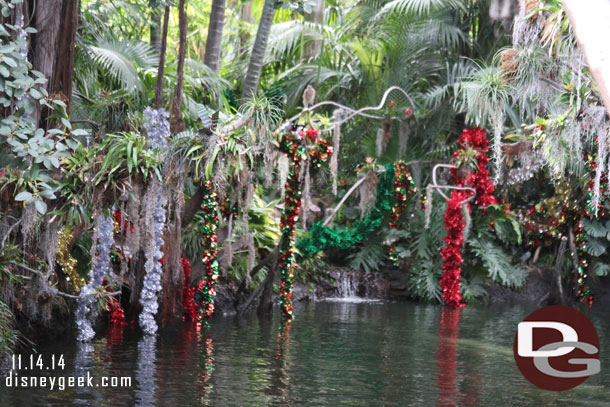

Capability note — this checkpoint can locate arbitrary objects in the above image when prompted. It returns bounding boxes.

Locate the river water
[1,301,609,406]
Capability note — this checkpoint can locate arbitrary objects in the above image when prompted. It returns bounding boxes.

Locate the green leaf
[14,191,32,201]
[34,199,47,214]
[593,262,610,277]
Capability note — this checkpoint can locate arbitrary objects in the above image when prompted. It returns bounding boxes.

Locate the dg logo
[513,305,600,391]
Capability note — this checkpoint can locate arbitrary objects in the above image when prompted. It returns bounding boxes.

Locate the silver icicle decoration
[76,213,114,342]
[139,185,167,335]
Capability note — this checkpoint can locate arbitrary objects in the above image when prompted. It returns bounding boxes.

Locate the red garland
[107,297,127,325]
[441,128,497,308]
[440,190,468,308]
[181,257,199,320]
[450,128,497,207]
[112,210,135,234]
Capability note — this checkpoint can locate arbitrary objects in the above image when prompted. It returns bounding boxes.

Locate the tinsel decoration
[107,297,126,325]
[584,139,607,217]
[143,107,170,149]
[277,135,304,319]
[573,221,594,306]
[440,190,468,308]
[197,181,219,324]
[56,227,84,290]
[440,128,497,308]
[450,128,498,208]
[113,210,135,234]
[296,164,395,258]
[181,257,199,320]
[76,213,114,342]
[277,128,333,318]
[387,161,417,267]
[139,196,167,335]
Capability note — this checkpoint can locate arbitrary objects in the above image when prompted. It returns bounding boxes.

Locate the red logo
[513,305,600,391]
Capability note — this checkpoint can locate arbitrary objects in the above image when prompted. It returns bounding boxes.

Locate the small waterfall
[323,270,383,303]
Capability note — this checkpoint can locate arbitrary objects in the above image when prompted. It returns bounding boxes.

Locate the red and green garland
[441,128,497,308]
[277,127,332,318]
[197,180,220,323]
[387,161,417,267]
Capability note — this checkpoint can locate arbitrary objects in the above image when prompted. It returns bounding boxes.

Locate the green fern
[468,236,528,288]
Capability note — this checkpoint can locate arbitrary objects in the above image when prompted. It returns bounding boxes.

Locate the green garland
[296,164,395,258]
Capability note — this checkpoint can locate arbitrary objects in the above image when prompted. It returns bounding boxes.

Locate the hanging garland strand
[440,128,497,308]
[277,127,333,318]
[197,181,220,324]
[56,227,84,291]
[518,180,593,305]
[296,164,395,258]
[277,134,304,319]
[387,161,417,267]
[440,190,469,308]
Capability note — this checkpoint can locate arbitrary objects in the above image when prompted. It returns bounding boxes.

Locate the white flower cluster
[138,200,166,335]
[143,107,170,150]
[76,214,114,342]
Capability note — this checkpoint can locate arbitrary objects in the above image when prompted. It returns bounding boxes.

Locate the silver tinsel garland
[138,189,167,335]
[143,107,170,150]
[76,214,114,342]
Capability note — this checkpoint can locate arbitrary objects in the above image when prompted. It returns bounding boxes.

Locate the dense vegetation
[1,0,609,358]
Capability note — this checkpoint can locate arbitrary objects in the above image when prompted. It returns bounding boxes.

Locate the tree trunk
[302,0,324,60]
[239,1,252,55]
[150,8,162,53]
[170,0,187,133]
[241,0,277,100]
[564,0,610,117]
[204,0,226,73]
[30,0,79,126]
[154,6,171,109]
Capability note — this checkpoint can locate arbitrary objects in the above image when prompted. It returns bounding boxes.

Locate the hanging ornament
[387,161,417,267]
[76,213,114,341]
[139,193,167,335]
[197,181,220,324]
[56,227,84,290]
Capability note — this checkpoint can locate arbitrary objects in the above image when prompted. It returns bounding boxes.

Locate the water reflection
[3,302,610,407]
[73,341,95,405]
[135,335,157,407]
[195,323,215,405]
[435,308,462,407]
[272,318,292,406]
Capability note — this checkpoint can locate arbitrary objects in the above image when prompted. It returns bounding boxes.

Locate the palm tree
[170,0,188,133]
[241,0,277,99]
[204,0,226,73]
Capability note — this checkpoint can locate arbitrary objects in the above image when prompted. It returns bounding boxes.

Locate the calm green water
[1,301,610,406]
